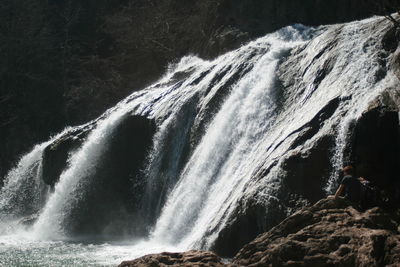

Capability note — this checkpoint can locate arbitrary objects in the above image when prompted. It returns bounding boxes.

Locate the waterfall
[0,15,398,264]
[0,144,47,229]
[0,129,74,233]
[149,26,315,248]
[25,24,319,243]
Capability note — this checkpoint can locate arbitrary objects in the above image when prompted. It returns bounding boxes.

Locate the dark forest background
[0,0,398,181]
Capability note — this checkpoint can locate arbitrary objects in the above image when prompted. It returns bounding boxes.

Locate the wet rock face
[211,196,286,259]
[212,118,337,257]
[68,115,156,237]
[282,135,335,204]
[42,123,94,186]
[349,91,400,205]
[119,250,227,267]
[212,135,335,258]
[233,198,400,266]
[48,115,157,237]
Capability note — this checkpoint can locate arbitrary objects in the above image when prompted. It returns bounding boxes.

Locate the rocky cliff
[120,198,400,267]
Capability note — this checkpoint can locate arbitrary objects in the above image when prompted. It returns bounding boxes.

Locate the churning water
[0,17,397,266]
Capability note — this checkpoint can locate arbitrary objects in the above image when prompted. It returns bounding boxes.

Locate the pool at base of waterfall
[0,235,179,266]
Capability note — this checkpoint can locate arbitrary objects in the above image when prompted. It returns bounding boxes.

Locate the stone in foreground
[119,250,227,267]
[233,198,400,266]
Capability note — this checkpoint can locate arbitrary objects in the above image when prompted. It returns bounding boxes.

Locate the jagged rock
[233,198,400,266]
[119,250,227,267]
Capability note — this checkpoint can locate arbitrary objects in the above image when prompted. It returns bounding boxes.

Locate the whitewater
[0,17,397,266]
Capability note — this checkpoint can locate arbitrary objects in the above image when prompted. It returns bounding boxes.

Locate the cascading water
[149,27,316,249]
[0,16,398,266]
[0,143,48,232]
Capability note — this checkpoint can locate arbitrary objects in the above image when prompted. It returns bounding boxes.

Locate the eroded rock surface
[119,250,227,267]
[233,198,400,267]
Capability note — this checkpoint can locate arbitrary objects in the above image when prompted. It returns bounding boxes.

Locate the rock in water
[233,198,400,266]
[119,250,227,267]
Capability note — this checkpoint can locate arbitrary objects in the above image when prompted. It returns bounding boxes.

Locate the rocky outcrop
[121,199,400,267]
[119,250,226,267]
[233,198,400,266]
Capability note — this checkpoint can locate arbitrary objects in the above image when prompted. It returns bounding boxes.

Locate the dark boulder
[382,26,400,53]
[281,134,335,204]
[348,90,400,207]
[211,195,287,258]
